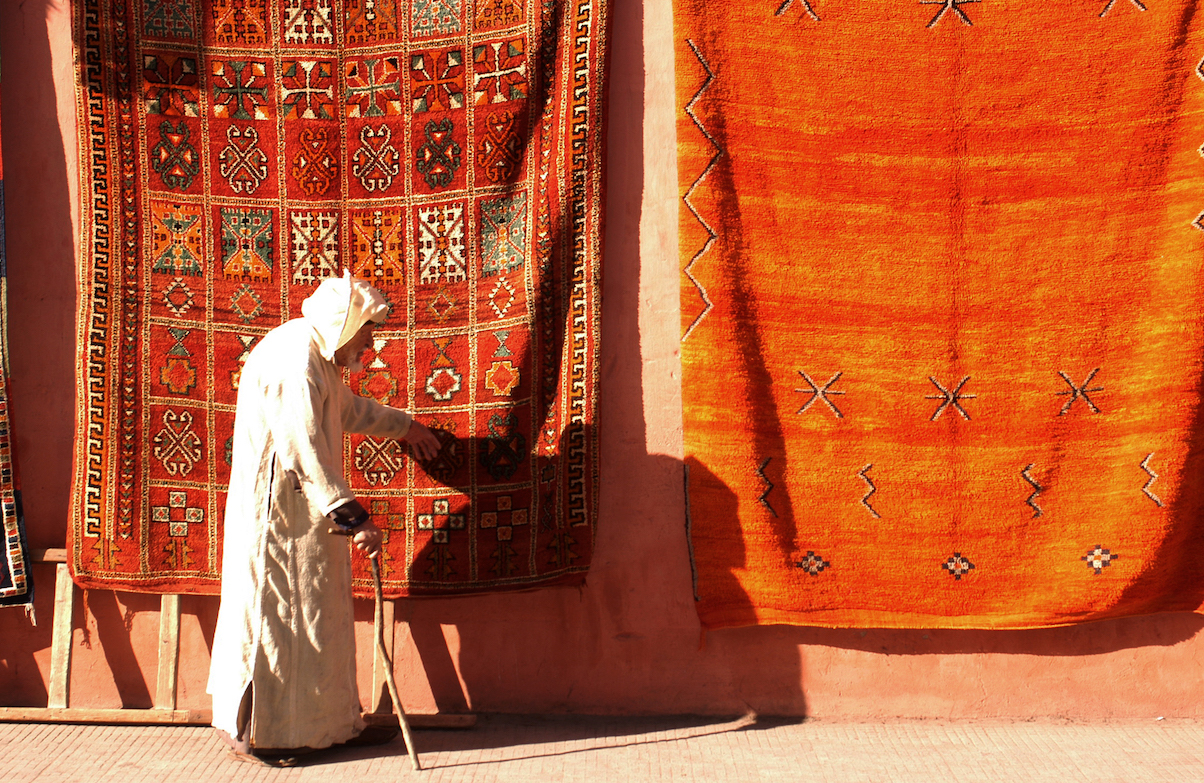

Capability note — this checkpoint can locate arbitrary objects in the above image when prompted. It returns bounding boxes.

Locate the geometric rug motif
[69,0,605,597]
[0,45,32,614]
[678,1,1204,629]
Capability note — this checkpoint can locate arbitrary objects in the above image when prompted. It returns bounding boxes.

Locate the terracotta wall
[3,0,1204,718]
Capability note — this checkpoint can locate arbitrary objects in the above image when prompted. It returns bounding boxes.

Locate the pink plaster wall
[3,0,1204,719]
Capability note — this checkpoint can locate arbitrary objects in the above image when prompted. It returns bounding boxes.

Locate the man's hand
[351,519,384,559]
[327,500,382,558]
[405,420,441,461]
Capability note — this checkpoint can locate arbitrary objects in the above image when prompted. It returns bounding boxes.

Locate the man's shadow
[358,442,808,726]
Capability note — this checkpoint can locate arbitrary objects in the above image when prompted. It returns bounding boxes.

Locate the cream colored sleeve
[337,384,414,439]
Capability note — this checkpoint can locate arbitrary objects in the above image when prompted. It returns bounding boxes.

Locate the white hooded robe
[207,276,412,750]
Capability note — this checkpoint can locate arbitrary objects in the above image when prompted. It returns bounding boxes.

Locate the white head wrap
[301,271,389,360]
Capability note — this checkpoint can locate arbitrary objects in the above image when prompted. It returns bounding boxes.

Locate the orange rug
[677,0,1204,629]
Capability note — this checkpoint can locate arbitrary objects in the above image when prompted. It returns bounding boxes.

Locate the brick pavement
[3,715,1203,782]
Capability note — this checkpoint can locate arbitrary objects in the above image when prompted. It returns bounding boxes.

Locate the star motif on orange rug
[1082,545,1118,575]
[1099,0,1146,17]
[920,0,979,27]
[941,553,975,580]
[926,376,976,421]
[775,0,820,21]
[795,370,845,418]
[795,551,831,576]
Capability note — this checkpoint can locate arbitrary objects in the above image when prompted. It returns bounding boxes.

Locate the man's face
[334,321,375,372]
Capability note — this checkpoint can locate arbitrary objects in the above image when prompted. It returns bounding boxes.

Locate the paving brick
[3,716,1204,782]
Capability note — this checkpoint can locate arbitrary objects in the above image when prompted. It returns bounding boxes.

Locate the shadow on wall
[686,461,811,714]
[398,450,810,718]
[0,0,84,707]
[383,427,604,718]
[729,613,1204,660]
[1111,317,1204,626]
[3,0,77,552]
[0,567,53,706]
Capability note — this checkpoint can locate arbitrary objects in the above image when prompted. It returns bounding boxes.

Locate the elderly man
[208,273,439,766]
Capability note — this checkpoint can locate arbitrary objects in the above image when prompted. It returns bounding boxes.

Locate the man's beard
[346,356,365,373]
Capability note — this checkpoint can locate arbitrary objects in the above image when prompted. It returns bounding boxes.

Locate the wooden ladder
[0,549,203,724]
[0,549,473,728]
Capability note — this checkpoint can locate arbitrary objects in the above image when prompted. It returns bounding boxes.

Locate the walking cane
[371,557,422,771]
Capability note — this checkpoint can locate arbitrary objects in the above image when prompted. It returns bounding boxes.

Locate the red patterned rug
[69,0,604,596]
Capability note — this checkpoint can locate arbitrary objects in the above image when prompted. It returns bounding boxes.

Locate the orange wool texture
[677,0,1204,629]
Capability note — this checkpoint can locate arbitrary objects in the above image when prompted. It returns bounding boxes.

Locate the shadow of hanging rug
[677,0,1204,629]
[69,0,604,597]
[0,61,32,616]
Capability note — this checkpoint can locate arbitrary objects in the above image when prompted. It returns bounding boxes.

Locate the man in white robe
[207,273,439,765]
